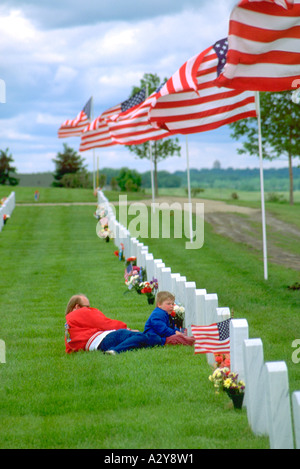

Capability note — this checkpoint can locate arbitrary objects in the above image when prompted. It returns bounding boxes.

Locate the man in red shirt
[64,294,161,355]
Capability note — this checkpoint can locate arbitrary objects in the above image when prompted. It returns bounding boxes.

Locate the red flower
[171,311,176,317]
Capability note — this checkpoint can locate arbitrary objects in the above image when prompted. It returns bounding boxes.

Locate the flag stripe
[217,0,300,91]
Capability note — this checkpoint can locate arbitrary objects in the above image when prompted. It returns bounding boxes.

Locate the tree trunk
[288,152,294,205]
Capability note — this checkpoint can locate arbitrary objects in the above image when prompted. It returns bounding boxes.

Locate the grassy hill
[0,187,299,448]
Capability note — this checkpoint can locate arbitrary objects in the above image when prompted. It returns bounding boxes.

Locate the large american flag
[191,319,231,354]
[106,86,172,145]
[79,89,147,150]
[58,97,92,138]
[149,39,257,134]
[216,0,300,91]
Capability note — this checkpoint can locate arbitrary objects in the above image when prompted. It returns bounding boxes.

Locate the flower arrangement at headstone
[114,243,125,261]
[208,366,245,409]
[124,257,145,294]
[169,303,185,330]
[139,278,158,304]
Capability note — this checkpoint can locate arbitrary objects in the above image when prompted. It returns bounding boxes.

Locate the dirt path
[134,197,300,271]
[17,197,300,271]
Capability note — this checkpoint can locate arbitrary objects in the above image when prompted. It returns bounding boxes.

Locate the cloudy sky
[0,0,293,175]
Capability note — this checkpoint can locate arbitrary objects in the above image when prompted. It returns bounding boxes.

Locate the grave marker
[243,338,268,436]
[292,391,300,449]
[264,361,294,449]
[184,282,196,335]
[160,267,172,292]
[230,319,249,382]
[194,289,207,325]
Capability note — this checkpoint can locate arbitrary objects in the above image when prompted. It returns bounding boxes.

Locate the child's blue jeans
[98,329,161,353]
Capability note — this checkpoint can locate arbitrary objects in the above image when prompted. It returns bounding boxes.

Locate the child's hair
[156,291,175,305]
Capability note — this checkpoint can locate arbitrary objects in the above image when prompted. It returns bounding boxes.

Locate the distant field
[146,187,300,205]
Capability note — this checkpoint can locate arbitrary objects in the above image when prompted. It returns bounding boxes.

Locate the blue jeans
[98,329,161,354]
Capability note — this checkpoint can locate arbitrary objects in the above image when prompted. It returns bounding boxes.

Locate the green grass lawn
[0,187,299,449]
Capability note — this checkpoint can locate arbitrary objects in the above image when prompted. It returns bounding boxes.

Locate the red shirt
[64,307,127,353]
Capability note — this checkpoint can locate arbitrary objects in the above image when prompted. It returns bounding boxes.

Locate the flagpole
[186,136,193,244]
[146,84,155,212]
[90,96,96,193]
[255,91,268,280]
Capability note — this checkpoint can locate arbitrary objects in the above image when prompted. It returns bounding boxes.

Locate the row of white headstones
[0,192,16,363]
[97,190,299,449]
[0,191,15,232]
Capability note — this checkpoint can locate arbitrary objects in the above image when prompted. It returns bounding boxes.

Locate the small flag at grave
[191,318,231,354]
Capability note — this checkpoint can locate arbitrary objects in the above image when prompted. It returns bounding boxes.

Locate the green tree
[116,167,141,192]
[229,91,300,205]
[52,144,88,187]
[128,73,181,197]
[0,148,19,186]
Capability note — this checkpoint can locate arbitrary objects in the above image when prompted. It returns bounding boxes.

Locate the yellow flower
[223,378,232,388]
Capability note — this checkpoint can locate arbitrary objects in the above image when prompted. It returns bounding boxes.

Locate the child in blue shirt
[143,291,195,346]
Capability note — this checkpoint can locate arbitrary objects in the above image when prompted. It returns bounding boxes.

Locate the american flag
[149,39,257,134]
[106,86,172,145]
[79,116,116,152]
[58,97,92,138]
[79,89,147,150]
[191,319,231,354]
[216,0,300,91]
[124,263,133,282]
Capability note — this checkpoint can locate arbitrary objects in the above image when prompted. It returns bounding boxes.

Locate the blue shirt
[143,307,178,345]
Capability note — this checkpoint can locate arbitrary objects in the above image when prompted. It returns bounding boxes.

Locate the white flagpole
[255,91,268,280]
[186,136,193,244]
[90,96,96,193]
[146,84,155,212]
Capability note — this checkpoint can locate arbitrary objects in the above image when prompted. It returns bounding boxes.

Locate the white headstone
[145,253,154,282]
[216,307,231,322]
[243,338,268,436]
[170,274,181,295]
[130,237,139,258]
[136,243,148,267]
[139,249,149,271]
[264,361,294,449]
[204,293,218,325]
[292,391,300,449]
[230,319,249,382]
[160,267,172,292]
[154,262,165,290]
[184,282,196,335]
[0,340,5,363]
[194,289,207,326]
[122,229,131,259]
[175,276,186,306]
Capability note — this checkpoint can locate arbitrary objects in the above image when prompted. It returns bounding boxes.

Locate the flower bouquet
[94,204,107,220]
[3,214,10,224]
[98,225,112,242]
[214,353,230,369]
[170,303,185,329]
[209,367,245,409]
[114,243,125,261]
[140,278,158,304]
